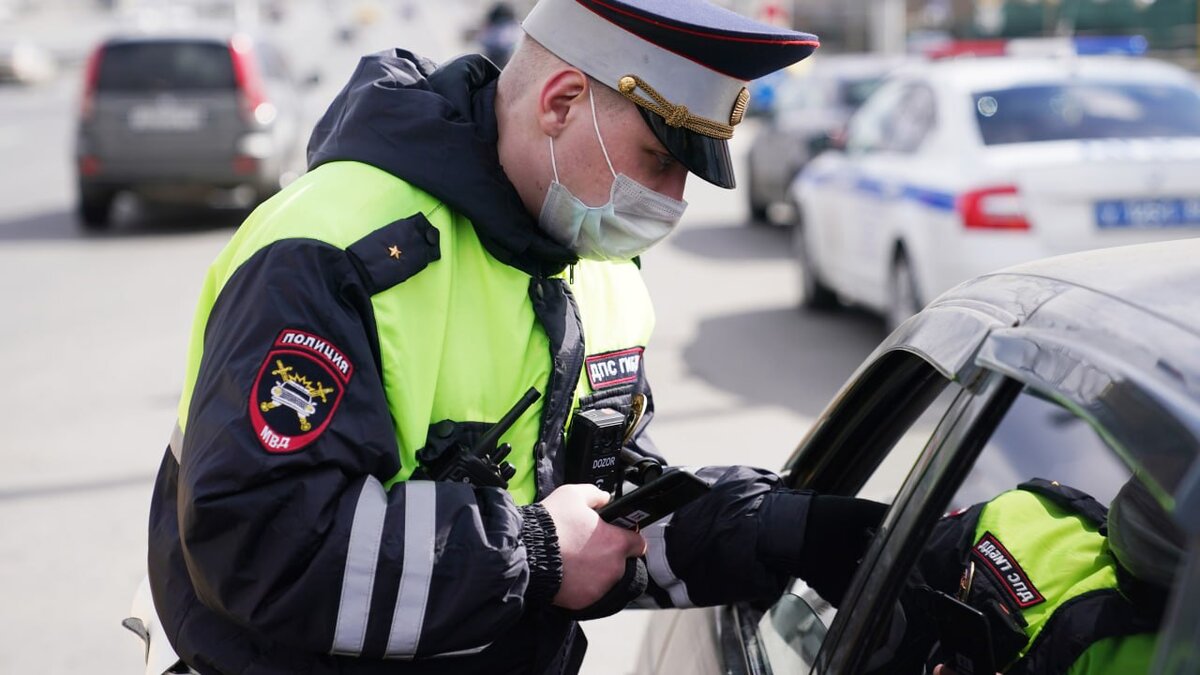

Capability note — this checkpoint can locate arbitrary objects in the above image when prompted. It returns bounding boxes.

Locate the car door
[840,81,939,311]
[813,359,1198,673]
[804,78,908,298]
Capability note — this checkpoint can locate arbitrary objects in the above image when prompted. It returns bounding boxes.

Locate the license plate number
[127,104,205,132]
[1095,198,1200,229]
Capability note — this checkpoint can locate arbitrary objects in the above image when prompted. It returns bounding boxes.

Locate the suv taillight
[80,45,104,121]
[229,36,274,125]
[959,185,1031,231]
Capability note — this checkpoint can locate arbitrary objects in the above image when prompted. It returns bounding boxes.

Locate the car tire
[795,223,837,311]
[78,186,116,229]
[885,252,922,333]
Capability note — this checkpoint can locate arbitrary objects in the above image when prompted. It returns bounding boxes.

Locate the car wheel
[78,186,116,229]
[885,253,922,333]
[795,223,837,310]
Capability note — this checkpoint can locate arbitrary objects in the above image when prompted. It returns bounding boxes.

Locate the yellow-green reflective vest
[176,160,655,505]
[973,488,1158,674]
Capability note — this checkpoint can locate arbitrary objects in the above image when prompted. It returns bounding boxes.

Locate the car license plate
[127,104,205,132]
[1095,198,1200,229]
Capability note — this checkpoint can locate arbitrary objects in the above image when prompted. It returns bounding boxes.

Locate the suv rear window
[96,41,236,92]
[973,82,1200,145]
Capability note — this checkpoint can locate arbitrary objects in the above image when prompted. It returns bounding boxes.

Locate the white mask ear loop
[588,87,617,178]
[548,136,560,183]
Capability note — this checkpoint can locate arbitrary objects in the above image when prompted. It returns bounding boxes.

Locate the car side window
[849,386,1143,675]
[757,352,967,673]
[950,389,1130,508]
[883,83,937,154]
[845,80,909,155]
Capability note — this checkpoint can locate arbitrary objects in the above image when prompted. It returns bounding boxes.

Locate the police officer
[145,1,839,674]
[871,477,1185,675]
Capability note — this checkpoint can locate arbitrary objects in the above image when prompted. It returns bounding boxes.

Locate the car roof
[992,238,1200,337]
[894,54,1196,93]
[880,237,1200,513]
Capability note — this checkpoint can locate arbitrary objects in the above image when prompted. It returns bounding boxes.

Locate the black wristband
[519,503,563,605]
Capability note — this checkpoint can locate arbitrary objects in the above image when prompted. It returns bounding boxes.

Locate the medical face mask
[538,88,688,262]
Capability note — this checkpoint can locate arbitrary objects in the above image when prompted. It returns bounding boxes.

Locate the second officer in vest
[145,1,852,674]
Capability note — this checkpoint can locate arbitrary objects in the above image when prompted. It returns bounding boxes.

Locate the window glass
[838,77,886,110]
[884,84,937,154]
[860,387,1153,675]
[845,80,909,154]
[97,41,236,92]
[973,83,1200,145]
[950,390,1130,509]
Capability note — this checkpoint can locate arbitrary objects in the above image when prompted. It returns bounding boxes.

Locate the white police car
[790,40,1200,330]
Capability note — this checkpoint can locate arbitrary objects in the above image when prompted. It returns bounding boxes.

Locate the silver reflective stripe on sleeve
[169,422,184,463]
[385,480,437,658]
[331,476,388,656]
[644,514,694,608]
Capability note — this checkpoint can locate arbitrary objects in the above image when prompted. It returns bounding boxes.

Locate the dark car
[636,238,1200,674]
[74,32,309,228]
[745,54,903,225]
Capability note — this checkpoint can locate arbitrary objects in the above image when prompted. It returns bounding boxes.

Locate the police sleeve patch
[972,531,1045,608]
[249,329,354,453]
[585,347,644,390]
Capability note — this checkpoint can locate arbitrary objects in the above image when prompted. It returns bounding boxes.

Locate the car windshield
[972,81,1200,145]
[96,41,236,92]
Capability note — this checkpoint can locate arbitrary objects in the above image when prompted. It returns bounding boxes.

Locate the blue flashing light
[1073,35,1148,56]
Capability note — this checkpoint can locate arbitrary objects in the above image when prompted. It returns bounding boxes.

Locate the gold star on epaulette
[388,245,402,259]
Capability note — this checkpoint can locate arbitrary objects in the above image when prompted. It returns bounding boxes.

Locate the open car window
[758,351,967,673]
[837,380,1192,675]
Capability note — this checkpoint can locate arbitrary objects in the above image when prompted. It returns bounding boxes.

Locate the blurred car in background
[0,38,56,84]
[745,54,902,224]
[74,31,310,229]
[636,237,1200,674]
[791,44,1200,330]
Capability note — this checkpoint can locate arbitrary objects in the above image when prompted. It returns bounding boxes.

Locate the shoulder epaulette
[347,213,442,294]
[1018,478,1109,532]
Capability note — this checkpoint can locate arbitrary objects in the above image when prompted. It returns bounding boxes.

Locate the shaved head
[493,34,687,220]
[498,37,623,114]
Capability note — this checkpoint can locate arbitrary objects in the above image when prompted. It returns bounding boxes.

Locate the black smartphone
[928,589,996,675]
[597,468,710,530]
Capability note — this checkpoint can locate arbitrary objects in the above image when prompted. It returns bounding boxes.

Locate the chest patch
[585,347,644,390]
[249,329,354,453]
[972,531,1045,608]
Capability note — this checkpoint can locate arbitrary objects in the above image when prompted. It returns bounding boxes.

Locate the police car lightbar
[924,35,1147,60]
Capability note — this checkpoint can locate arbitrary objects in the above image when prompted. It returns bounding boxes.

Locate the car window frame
[724,348,969,674]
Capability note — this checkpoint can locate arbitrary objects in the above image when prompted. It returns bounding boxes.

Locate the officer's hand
[541,484,647,610]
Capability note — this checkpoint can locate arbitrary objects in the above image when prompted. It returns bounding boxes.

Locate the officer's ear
[536,68,588,138]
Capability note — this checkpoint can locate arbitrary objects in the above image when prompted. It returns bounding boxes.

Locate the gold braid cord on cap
[617,74,745,140]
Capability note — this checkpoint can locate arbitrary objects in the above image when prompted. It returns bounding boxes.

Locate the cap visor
[638,108,736,189]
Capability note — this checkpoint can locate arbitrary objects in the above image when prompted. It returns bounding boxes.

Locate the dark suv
[74,32,308,228]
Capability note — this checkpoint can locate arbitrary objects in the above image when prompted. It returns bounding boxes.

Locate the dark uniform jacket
[147,50,810,675]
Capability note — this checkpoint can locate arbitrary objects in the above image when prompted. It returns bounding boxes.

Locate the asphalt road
[0,3,886,673]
